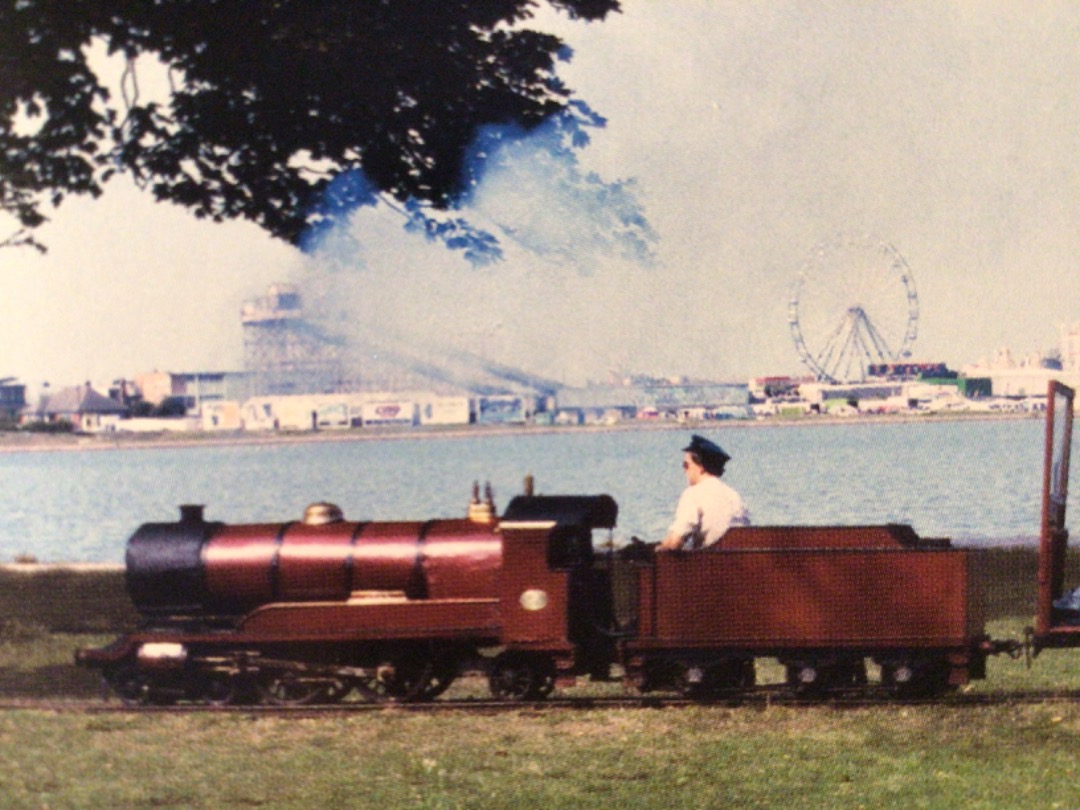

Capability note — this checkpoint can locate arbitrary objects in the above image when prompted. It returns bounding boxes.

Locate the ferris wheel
[788,235,919,383]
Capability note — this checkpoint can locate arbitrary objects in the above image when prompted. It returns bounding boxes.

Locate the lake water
[0,417,1065,562]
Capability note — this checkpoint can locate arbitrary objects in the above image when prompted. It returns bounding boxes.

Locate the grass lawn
[1,697,1079,809]
[3,554,1080,808]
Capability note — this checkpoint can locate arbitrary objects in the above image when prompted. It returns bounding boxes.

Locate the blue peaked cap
[682,434,731,464]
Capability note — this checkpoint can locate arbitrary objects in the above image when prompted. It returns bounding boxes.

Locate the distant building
[23,383,129,432]
[963,342,1080,398]
[0,378,26,421]
[798,382,904,406]
[201,401,243,431]
[134,370,252,409]
[238,390,476,432]
[1061,324,1080,372]
[749,376,812,401]
[556,382,749,418]
[866,362,953,381]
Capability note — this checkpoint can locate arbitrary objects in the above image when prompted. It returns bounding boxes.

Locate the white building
[239,390,474,431]
[963,341,1080,398]
[418,396,472,426]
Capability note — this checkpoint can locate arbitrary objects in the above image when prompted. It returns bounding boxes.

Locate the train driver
[658,434,749,551]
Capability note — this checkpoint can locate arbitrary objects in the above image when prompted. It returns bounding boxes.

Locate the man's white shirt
[668,475,750,548]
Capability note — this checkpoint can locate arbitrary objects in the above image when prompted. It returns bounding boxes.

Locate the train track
[5,686,1080,716]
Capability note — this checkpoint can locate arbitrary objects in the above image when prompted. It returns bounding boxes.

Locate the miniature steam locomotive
[76,382,1080,705]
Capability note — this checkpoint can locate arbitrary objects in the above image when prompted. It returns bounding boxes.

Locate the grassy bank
[4,551,1080,808]
[0,565,135,634]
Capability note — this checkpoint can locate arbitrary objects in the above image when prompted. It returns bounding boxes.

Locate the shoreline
[0,409,1041,455]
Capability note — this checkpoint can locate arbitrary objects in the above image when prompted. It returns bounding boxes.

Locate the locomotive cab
[495,495,620,690]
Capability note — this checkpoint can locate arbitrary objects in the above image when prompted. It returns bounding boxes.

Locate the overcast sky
[3,1,1080,390]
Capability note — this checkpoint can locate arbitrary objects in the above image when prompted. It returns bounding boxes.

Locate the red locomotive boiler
[77,489,623,703]
[77,382,1080,705]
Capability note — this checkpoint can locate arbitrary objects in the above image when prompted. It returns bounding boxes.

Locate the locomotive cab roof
[501,495,617,530]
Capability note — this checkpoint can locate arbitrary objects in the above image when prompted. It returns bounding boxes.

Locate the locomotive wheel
[316,678,354,704]
[488,652,556,701]
[415,655,460,701]
[354,656,433,703]
[107,665,152,706]
[256,669,325,706]
[106,665,178,706]
[198,672,243,707]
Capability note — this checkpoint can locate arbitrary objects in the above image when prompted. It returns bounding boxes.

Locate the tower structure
[241,283,343,395]
[1061,324,1080,372]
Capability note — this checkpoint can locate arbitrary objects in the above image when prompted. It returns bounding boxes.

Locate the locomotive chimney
[179,504,205,524]
[523,474,534,497]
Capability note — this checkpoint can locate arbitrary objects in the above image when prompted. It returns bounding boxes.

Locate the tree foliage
[0,0,622,255]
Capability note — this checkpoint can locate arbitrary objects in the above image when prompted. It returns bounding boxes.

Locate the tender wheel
[882,657,954,699]
[785,658,866,697]
[636,659,679,694]
[826,659,867,690]
[256,669,325,706]
[669,658,756,699]
[488,652,556,701]
[675,663,710,698]
[702,658,756,695]
[726,658,757,690]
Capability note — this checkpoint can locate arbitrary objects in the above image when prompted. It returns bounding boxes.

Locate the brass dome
[303,502,344,525]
